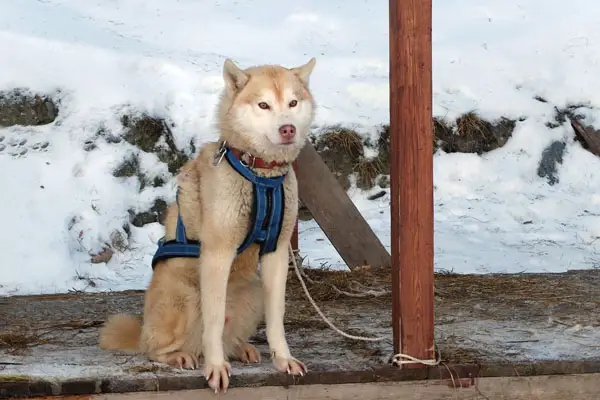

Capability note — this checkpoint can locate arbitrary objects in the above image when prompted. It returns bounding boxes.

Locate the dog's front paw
[272,354,307,376]
[204,360,232,394]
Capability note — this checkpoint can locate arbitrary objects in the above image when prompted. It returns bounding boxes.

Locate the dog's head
[216,58,317,163]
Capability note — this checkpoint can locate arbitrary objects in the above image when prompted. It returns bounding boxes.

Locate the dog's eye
[258,102,270,110]
[289,100,298,108]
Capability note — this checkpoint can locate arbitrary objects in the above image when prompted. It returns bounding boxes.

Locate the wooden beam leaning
[389,0,435,367]
[295,141,391,270]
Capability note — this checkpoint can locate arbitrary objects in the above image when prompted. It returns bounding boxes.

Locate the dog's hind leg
[222,271,265,364]
[232,342,261,363]
[139,284,201,370]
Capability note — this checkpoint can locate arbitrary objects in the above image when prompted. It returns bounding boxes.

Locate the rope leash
[288,243,440,367]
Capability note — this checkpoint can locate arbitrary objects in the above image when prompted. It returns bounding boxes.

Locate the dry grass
[317,126,364,159]
[455,111,489,138]
[313,126,367,190]
[356,157,386,189]
[287,263,392,303]
[291,265,585,306]
[436,112,516,154]
[312,114,514,191]
[0,331,49,352]
[434,272,596,306]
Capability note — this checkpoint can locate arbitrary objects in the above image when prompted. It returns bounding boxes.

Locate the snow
[1,0,600,296]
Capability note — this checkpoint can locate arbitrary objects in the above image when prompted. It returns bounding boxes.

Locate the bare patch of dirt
[432,112,516,154]
[544,101,589,129]
[0,89,58,127]
[119,113,191,175]
[128,198,168,227]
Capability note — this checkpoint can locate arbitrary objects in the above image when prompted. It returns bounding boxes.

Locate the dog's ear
[290,57,316,86]
[223,59,249,93]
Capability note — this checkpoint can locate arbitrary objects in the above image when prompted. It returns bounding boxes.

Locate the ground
[1,268,599,397]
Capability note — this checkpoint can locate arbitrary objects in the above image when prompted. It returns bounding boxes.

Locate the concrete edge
[2,360,600,399]
[97,373,600,400]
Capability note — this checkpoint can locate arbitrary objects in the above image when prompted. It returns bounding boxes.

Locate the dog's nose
[279,124,296,138]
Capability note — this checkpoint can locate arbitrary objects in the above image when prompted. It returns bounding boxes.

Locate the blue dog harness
[151,146,287,269]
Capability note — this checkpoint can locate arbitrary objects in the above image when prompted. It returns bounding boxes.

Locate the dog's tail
[99,314,142,353]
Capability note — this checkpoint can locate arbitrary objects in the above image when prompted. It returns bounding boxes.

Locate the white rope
[288,243,440,367]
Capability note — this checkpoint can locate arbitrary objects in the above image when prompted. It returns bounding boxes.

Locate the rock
[152,176,167,187]
[537,140,567,186]
[90,247,114,264]
[435,113,516,154]
[120,114,163,153]
[112,153,152,191]
[547,104,587,129]
[113,153,169,191]
[113,154,140,178]
[375,114,516,157]
[120,114,189,174]
[129,199,169,228]
[0,89,58,127]
[367,190,386,201]
[83,140,96,152]
[156,147,189,175]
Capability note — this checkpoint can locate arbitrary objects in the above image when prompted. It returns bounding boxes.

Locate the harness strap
[236,182,286,255]
[151,146,287,269]
[151,190,200,268]
[225,150,286,255]
[223,149,286,188]
[175,197,187,244]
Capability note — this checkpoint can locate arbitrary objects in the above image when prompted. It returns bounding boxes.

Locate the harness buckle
[240,152,256,168]
[213,140,228,166]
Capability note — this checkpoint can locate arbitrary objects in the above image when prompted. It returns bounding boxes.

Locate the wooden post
[389,0,435,367]
[291,160,299,251]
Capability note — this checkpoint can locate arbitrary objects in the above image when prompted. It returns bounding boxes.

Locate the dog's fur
[99,57,317,393]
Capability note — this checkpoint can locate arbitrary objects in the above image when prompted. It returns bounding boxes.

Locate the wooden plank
[295,141,391,270]
[96,373,600,400]
[30,398,92,400]
[571,119,600,157]
[389,0,435,367]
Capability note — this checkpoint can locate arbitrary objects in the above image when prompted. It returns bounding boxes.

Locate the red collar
[228,147,288,169]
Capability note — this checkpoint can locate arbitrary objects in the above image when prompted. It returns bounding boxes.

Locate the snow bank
[1,0,600,295]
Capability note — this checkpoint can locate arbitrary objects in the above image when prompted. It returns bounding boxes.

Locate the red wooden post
[291,160,299,251]
[389,0,435,367]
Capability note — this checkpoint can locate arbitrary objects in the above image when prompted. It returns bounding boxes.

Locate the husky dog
[99,57,317,394]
